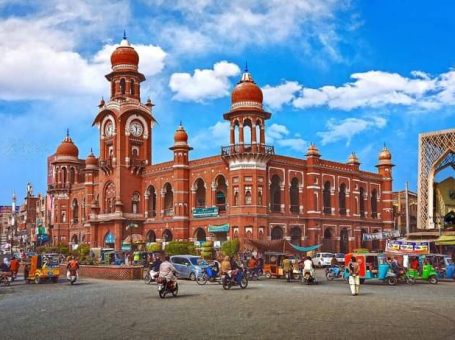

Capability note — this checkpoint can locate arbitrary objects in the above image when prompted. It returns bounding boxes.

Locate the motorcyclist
[303,256,315,280]
[247,256,257,277]
[9,256,20,280]
[158,255,177,286]
[67,256,80,280]
[149,255,162,280]
[282,257,292,282]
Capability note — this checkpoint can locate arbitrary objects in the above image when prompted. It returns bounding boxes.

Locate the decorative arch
[163,183,173,216]
[101,114,116,138]
[194,178,206,208]
[104,232,115,247]
[290,177,299,214]
[339,183,347,215]
[271,226,283,240]
[125,113,149,139]
[359,187,365,217]
[371,189,378,218]
[214,175,227,211]
[62,167,67,184]
[104,182,116,213]
[194,228,206,242]
[323,181,331,214]
[69,167,76,184]
[120,78,126,94]
[243,118,253,147]
[270,175,281,212]
[146,230,156,243]
[146,185,157,217]
[290,227,301,246]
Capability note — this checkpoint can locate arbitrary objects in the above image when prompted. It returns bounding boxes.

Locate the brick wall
[60,264,143,280]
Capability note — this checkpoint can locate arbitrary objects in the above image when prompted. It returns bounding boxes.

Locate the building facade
[47,37,394,253]
[392,190,418,235]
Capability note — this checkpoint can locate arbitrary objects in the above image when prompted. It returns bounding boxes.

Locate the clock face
[104,121,114,137]
[130,121,143,137]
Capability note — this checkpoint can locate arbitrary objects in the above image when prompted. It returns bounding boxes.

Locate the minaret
[376,145,394,233]
[169,124,192,239]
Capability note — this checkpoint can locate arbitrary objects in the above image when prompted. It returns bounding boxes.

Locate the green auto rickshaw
[406,255,438,284]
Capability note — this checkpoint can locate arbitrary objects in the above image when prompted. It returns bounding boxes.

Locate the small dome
[85,151,98,166]
[56,134,79,158]
[379,145,392,160]
[306,143,320,158]
[174,124,188,144]
[231,70,263,111]
[347,152,360,165]
[110,37,139,69]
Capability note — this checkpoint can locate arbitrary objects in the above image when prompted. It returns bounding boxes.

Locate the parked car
[312,253,334,268]
[335,253,345,265]
[170,255,207,280]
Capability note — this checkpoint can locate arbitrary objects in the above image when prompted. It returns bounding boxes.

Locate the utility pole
[405,182,410,238]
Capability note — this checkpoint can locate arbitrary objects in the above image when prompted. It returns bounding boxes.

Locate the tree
[221,239,239,257]
[165,241,196,256]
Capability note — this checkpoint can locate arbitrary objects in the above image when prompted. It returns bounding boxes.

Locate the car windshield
[336,253,344,257]
[322,254,333,258]
[190,257,202,266]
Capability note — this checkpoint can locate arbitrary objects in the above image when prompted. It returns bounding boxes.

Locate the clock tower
[92,34,156,247]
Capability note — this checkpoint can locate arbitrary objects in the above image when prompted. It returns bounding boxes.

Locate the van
[170,255,207,280]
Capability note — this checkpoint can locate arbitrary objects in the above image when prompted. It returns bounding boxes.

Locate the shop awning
[435,235,455,245]
[208,224,229,233]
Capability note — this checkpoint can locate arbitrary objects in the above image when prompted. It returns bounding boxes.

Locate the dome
[379,145,392,160]
[347,152,360,165]
[306,143,320,158]
[110,37,139,69]
[56,133,79,158]
[85,150,98,166]
[231,70,263,111]
[174,124,188,144]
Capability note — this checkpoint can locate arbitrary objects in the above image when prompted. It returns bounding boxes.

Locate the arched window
[359,187,365,218]
[164,183,173,216]
[147,186,156,217]
[72,199,78,223]
[271,226,283,240]
[163,229,173,242]
[195,179,206,208]
[257,187,263,205]
[105,182,116,213]
[120,78,126,95]
[323,181,331,215]
[195,228,206,242]
[245,188,252,205]
[130,79,135,95]
[132,192,140,214]
[290,177,299,214]
[270,175,281,212]
[371,189,378,218]
[340,228,349,253]
[215,175,227,212]
[146,230,156,243]
[62,167,67,185]
[233,190,239,206]
[70,167,76,184]
[290,227,301,246]
[339,183,346,215]
[243,119,252,150]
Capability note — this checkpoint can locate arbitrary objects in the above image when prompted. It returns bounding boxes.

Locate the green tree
[221,239,239,257]
[165,241,196,256]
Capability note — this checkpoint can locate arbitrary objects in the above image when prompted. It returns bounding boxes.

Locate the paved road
[1,271,454,340]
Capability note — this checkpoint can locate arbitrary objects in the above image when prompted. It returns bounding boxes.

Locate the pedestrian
[348,256,360,296]
[282,257,292,282]
[9,256,20,280]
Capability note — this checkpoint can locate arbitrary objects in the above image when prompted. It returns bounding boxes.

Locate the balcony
[221,144,274,157]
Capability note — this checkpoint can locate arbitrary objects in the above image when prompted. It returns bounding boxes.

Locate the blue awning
[290,243,321,252]
[208,224,229,233]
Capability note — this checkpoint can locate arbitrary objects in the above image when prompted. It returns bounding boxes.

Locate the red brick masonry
[60,264,143,280]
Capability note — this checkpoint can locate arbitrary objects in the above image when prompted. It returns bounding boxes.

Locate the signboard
[192,207,219,218]
[385,240,430,254]
[363,230,400,241]
[208,224,229,233]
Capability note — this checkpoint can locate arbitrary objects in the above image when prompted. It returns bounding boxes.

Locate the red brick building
[47,37,394,253]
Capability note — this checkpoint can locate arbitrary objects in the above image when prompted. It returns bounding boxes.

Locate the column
[239,124,244,152]
[252,123,257,152]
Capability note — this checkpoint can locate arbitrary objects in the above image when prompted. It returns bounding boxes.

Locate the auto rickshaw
[344,252,398,285]
[425,254,455,280]
[405,255,439,284]
[263,252,301,279]
[26,253,60,284]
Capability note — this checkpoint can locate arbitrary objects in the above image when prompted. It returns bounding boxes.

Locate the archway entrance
[104,232,115,248]
[322,228,335,252]
[162,229,173,242]
[290,227,301,246]
[340,228,349,254]
[146,230,156,243]
[195,228,206,242]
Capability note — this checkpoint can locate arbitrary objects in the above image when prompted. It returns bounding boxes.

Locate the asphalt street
[0,270,454,340]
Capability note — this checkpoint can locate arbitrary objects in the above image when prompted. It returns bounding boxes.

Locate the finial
[180,121,182,126]
[66,128,69,137]
[90,147,93,153]
[123,30,127,40]
[244,61,248,73]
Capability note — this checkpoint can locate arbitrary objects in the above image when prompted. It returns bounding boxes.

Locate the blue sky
[1,0,455,204]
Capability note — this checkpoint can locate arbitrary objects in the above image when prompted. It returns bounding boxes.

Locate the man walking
[348,256,360,296]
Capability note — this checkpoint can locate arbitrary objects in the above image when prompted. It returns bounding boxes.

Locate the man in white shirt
[303,256,315,279]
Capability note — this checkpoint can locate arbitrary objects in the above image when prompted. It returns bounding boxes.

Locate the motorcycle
[222,268,248,290]
[0,272,12,286]
[246,266,263,281]
[157,276,179,298]
[302,270,316,285]
[325,266,345,281]
[67,269,77,285]
[144,270,159,284]
[196,265,221,285]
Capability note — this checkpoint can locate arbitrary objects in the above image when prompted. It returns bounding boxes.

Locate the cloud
[169,61,240,102]
[317,116,387,146]
[143,0,353,61]
[262,68,455,112]
[0,4,166,101]
[266,123,307,152]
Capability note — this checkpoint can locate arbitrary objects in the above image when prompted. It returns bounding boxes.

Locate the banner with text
[385,240,430,254]
[362,230,400,241]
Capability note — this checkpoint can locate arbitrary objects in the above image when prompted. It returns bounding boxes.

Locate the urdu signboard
[192,207,219,218]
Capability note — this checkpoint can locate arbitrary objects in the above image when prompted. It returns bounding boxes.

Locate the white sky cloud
[262,69,455,112]
[169,61,240,102]
[266,123,307,152]
[317,116,387,146]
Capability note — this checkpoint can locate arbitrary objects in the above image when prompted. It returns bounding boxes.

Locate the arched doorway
[270,175,281,212]
[271,226,283,240]
[194,228,206,242]
[162,229,173,242]
[290,227,301,246]
[146,230,156,243]
[340,228,349,254]
[104,232,115,248]
[322,228,335,252]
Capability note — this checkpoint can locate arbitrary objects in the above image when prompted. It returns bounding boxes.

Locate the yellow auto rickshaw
[26,253,60,284]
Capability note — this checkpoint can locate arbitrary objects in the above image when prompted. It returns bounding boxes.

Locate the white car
[312,253,334,268]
